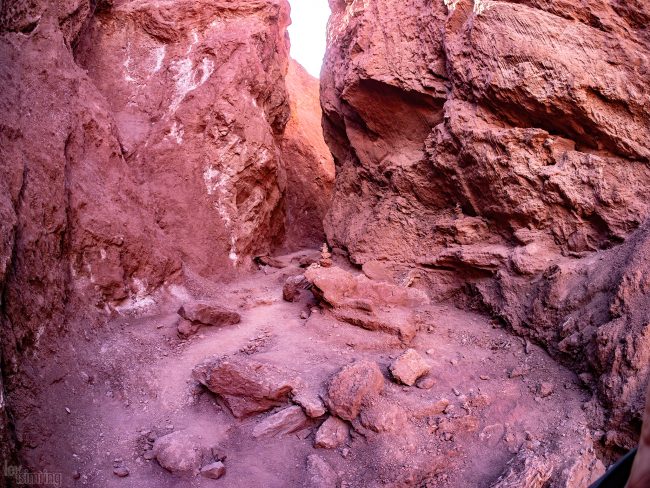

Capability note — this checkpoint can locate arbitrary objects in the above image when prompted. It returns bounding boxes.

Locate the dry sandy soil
[29,251,604,487]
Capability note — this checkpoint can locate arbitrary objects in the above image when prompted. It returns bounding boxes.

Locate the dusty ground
[28,251,602,487]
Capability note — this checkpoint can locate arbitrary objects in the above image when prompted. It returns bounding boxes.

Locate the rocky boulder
[153,431,207,476]
[325,360,384,421]
[200,461,226,480]
[192,355,297,418]
[304,265,428,342]
[389,349,431,386]
[178,302,241,327]
[358,399,407,433]
[292,389,327,418]
[282,274,310,302]
[305,266,428,309]
[252,405,310,438]
[314,416,349,449]
[177,302,241,338]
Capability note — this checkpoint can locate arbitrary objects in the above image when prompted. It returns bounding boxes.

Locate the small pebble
[509,366,528,378]
[113,467,129,478]
[200,461,225,480]
[416,377,435,390]
[539,382,554,398]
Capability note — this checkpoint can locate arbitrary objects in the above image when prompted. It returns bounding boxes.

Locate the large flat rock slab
[192,355,298,418]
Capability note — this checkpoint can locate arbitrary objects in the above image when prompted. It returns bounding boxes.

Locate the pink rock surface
[321,0,650,446]
[2,0,649,484]
[192,355,297,418]
[177,302,241,327]
[75,0,292,273]
[314,416,349,449]
[0,0,327,468]
[325,359,384,421]
[305,265,429,341]
[389,348,431,386]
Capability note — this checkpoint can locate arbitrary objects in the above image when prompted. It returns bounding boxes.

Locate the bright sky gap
[287,0,331,78]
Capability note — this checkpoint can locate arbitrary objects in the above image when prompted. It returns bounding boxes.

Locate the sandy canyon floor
[23,251,607,487]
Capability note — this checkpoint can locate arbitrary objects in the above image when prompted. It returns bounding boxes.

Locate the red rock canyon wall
[0,0,331,475]
[321,0,650,447]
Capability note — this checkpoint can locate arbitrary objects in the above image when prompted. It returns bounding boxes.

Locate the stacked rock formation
[319,243,333,268]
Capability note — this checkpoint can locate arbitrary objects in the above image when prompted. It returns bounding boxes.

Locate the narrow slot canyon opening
[278,0,335,252]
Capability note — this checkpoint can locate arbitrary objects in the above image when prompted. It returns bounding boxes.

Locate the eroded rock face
[489,439,604,488]
[476,214,650,446]
[75,0,292,273]
[1,0,326,472]
[0,0,181,467]
[321,0,650,445]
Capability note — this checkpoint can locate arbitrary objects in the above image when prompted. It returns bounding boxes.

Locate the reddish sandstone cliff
[75,0,292,274]
[0,0,313,474]
[322,0,650,447]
